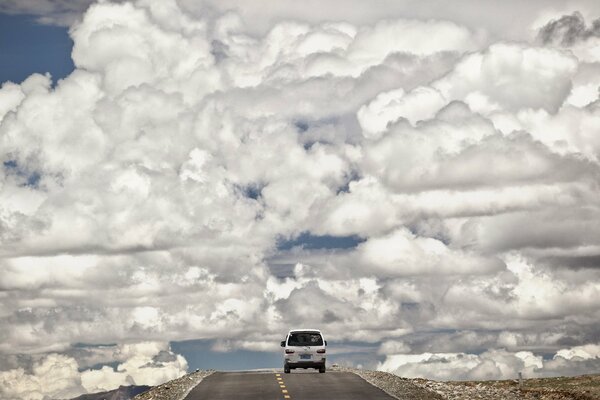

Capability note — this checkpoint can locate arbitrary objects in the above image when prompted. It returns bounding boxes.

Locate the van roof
[289,328,321,333]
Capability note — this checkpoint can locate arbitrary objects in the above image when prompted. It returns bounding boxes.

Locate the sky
[1,0,600,398]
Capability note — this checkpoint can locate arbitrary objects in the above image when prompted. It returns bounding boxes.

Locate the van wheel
[284,366,291,374]
[319,366,326,373]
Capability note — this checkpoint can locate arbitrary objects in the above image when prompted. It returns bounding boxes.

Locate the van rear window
[288,332,323,346]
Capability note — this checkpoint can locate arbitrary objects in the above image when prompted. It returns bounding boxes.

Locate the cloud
[357,86,447,137]
[378,350,537,381]
[0,0,130,26]
[535,13,600,63]
[0,354,82,400]
[538,12,600,46]
[81,342,187,392]
[356,228,503,276]
[379,344,600,380]
[555,343,600,360]
[1,0,600,396]
[433,43,578,113]
[0,1,91,17]
[346,18,479,62]
[177,0,600,42]
[0,342,187,399]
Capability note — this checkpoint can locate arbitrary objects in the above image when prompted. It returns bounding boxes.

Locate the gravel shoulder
[340,368,600,400]
[332,366,444,400]
[334,367,600,400]
[410,374,600,400]
[132,370,214,400]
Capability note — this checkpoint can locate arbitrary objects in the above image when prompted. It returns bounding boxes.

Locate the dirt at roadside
[333,366,444,400]
[133,370,214,400]
[334,367,600,400]
[413,373,600,400]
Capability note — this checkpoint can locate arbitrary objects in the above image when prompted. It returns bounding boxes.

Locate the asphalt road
[184,371,395,400]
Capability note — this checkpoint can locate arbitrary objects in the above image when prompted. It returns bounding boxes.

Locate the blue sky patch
[277,232,365,251]
[171,339,282,371]
[171,339,381,371]
[0,13,74,84]
[241,183,264,200]
[3,159,42,188]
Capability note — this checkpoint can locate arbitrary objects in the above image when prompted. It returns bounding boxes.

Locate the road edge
[177,370,215,400]
[333,367,444,400]
[133,370,215,400]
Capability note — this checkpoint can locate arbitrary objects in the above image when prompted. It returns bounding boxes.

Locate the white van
[280,329,327,373]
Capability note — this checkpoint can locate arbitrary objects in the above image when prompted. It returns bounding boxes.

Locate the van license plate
[300,354,311,360]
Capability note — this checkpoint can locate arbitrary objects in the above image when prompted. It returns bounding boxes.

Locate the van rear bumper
[285,360,325,369]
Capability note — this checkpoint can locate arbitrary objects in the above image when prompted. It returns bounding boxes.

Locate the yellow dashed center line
[276,373,291,399]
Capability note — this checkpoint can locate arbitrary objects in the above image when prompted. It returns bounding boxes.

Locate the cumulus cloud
[538,12,600,46]
[555,343,600,360]
[433,43,578,113]
[0,342,186,400]
[379,344,600,381]
[81,342,187,392]
[1,0,600,397]
[535,12,600,63]
[357,86,447,137]
[379,350,539,381]
[0,354,82,400]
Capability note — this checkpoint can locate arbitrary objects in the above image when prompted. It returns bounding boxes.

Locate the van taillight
[317,349,326,354]
[285,349,295,354]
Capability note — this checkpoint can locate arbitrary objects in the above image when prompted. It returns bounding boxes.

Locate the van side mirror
[324,340,328,346]
[280,341,285,347]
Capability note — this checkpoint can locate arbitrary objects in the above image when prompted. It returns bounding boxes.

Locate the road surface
[184,371,396,400]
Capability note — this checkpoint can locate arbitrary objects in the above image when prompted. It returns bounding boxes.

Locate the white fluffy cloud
[379,350,538,381]
[1,0,600,397]
[0,342,186,400]
[433,43,578,113]
[81,342,187,392]
[379,343,600,381]
[0,355,82,400]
